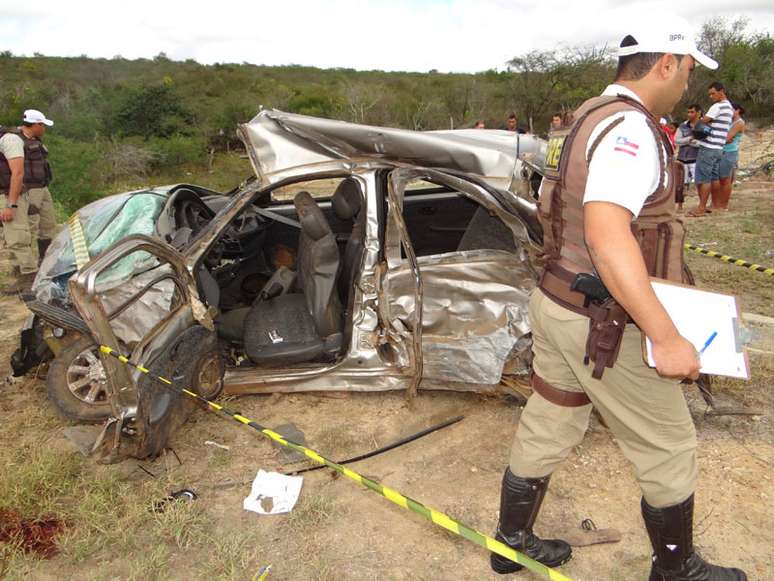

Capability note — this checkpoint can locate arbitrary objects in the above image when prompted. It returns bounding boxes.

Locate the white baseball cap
[617,18,718,70]
[23,109,54,126]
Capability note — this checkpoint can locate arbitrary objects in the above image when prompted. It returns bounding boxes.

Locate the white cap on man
[617,17,718,70]
[23,109,54,127]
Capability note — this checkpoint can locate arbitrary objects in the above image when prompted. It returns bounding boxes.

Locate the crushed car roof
[238,109,546,186]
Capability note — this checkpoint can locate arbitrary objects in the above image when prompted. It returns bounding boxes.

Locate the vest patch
[614,136,639,157]
[545,136,566,170]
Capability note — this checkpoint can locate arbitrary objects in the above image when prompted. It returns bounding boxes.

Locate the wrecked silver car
[18,111,546,461]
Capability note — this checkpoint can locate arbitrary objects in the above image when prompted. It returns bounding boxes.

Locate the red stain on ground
[0,509,67,558]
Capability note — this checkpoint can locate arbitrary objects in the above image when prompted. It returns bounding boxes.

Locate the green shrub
[147,135,207,169]
[112,84,193,139]
[45,135,109,216]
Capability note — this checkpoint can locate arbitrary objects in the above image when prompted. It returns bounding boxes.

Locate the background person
[550,113,563,130]
[715,103,745,210]
[662,118,678,148]
[674,105,702,212]
[0,109,57,295]
[675,104,702,196]
[504,113,526,134]
[689,81,733,216]
[488,18,747,581]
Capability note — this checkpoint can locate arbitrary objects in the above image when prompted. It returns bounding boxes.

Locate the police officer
[490,19,747,580]
[0,109,57,295]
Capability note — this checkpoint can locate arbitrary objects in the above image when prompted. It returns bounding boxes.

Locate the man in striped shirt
[689,81,733,216]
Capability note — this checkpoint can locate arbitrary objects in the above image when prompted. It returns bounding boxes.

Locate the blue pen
[699,331,718,355]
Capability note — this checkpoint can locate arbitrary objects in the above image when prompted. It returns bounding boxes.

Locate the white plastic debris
[243,470,303,515]
[204,440,230,451]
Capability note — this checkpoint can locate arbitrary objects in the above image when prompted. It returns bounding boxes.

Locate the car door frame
[384,167,536,388]
[69,234,210,456]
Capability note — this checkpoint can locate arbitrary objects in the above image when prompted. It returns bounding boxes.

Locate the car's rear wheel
[192,350,224,400]
[47,337,111,423]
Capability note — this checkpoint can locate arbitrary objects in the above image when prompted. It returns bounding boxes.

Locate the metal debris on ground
[151,489,198,513]
[284,415,464,476]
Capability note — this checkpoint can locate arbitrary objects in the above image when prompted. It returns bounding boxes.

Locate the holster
[584,299,628,379]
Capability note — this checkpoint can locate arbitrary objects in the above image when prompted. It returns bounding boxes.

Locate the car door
[383,168,537,389]
[69,234,219,461]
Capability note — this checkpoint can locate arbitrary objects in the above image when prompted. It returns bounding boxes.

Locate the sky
[1,0,772,73]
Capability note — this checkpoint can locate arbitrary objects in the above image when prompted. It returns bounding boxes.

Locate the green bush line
[0,17,770,215]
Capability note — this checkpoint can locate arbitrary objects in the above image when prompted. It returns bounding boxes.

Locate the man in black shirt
[504,113,526,134]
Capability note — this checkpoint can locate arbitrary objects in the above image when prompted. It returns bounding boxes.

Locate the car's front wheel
[47,337,112,423]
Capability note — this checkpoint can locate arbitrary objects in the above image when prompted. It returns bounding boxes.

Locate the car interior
[400,182,520,257]
[195,177,366,368]
[193,172,521,370]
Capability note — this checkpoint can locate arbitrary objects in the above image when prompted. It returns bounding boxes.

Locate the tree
[342,81,383,124]
[113,84,192,139]
[684,18,774,119]
[506,46,613,132]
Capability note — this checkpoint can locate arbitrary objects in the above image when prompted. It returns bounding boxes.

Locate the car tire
[47,337,112,423]
[191,350,225,400]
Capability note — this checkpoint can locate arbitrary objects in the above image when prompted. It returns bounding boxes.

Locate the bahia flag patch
[614,136,639,157]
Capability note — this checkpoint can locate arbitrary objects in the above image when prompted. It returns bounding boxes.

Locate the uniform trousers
[509,288,698,508]
[1,187,57,274]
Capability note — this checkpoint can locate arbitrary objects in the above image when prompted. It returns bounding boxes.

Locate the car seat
[243,191,343,365]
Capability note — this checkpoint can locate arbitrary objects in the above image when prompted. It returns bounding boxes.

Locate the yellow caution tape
[99,344,575,581]
[685,243,774,276]
[67,213,90,270]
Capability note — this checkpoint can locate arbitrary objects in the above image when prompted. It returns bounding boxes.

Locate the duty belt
[539,264,591,316]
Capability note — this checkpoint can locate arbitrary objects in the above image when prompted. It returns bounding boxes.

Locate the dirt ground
[1,171,772,579]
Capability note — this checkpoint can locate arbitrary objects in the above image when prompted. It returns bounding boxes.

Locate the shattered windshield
[34,191,167,304]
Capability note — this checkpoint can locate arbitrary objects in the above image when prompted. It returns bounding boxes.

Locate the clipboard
[643,279,750,379]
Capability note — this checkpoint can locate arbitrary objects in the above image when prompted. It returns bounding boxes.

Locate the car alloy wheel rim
[66,347,109,405]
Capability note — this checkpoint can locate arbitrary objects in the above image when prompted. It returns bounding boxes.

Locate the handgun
[570,273,611,307]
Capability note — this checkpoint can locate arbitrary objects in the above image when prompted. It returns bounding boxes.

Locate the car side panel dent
[387,250,534,384]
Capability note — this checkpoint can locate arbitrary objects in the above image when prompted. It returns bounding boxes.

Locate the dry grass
[196,528,264,581]
[312,425,373,458]
[284,493,337,534]
[0,432,214,578]
[682,184,773,314]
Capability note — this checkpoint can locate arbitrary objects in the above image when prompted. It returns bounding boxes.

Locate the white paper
[243,470,303,515]
[646,281,749,379]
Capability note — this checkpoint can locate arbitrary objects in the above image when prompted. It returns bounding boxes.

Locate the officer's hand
[0,207,13,223]
[651,335,700,380]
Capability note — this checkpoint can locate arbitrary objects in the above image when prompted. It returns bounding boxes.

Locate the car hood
[238,109,546,188]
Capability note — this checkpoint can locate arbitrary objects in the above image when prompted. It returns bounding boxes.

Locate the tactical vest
[538,95,686,315]
[0,128,53,192]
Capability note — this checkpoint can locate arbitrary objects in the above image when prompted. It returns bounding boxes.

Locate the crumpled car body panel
[27,111,547,460]
[239,109,545,192]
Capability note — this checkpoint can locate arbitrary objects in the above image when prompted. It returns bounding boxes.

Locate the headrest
[294,191,331,241]
[332,178,362,221]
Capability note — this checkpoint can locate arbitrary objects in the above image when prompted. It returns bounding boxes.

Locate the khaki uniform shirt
[0,132,25,160]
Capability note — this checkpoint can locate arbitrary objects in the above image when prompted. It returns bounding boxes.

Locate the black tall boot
[490,468,572,574]
[37,238,52,265]
[642,495,747,580]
